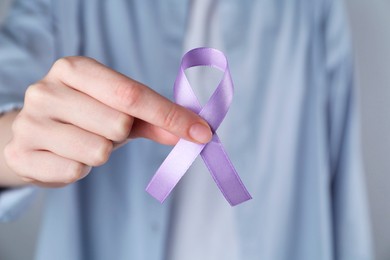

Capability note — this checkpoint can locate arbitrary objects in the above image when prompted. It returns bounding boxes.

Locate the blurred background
[0,0,389,259]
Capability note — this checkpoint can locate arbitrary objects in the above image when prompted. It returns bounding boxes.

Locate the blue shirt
[0,0,373,259]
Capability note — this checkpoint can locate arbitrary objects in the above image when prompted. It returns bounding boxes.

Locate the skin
[0,56,212,188]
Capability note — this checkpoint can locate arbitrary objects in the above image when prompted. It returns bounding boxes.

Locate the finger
[129,119,180,145]
[47,57,212,143]
[25,81,133,143]
[4,146,91,185]
[26,120,113,167]
[20,169,92,188]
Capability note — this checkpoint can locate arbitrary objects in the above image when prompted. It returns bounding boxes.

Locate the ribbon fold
[146,47,252,206]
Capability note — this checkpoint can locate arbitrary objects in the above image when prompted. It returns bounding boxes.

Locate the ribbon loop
[146,47,252,206]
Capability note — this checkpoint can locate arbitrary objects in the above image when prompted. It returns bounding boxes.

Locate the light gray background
[0,0,389,259]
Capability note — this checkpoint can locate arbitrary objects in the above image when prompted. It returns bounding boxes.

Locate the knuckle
[63,161,86,184]
[90,139,113,166]
[52,57,77,72]
[11,113,37,141]
[110,114,132,141]
[3,142,26,175]
[24,82,48,106]
[11,114,24,134]
[3,142,18,167]
[115,83,143,111]
[162,105,181,130]
[51,57,74,76]
[50,56,96,78]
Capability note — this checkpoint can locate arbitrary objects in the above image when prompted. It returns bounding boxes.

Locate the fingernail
[189,123,212,143]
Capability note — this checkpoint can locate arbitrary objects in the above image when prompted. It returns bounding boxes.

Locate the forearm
[0,110,26,187]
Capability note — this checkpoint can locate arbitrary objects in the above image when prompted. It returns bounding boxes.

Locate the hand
[3,57,212,187]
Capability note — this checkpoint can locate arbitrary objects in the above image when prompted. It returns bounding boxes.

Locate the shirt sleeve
[324,0,374,259]
[0,0,55,222]
[0,102,23,116]
[0,0,55,107]
[0,186,38,222]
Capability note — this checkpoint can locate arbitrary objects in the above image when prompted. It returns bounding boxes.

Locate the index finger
[47,56,212,144]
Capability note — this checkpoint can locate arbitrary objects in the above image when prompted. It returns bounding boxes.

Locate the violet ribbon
[146,47,252,206]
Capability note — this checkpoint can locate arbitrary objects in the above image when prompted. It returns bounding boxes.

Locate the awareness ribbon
[146,47,252,206]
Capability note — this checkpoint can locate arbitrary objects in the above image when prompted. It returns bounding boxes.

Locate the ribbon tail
[146,139,205,203]
[201,135,252,206]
